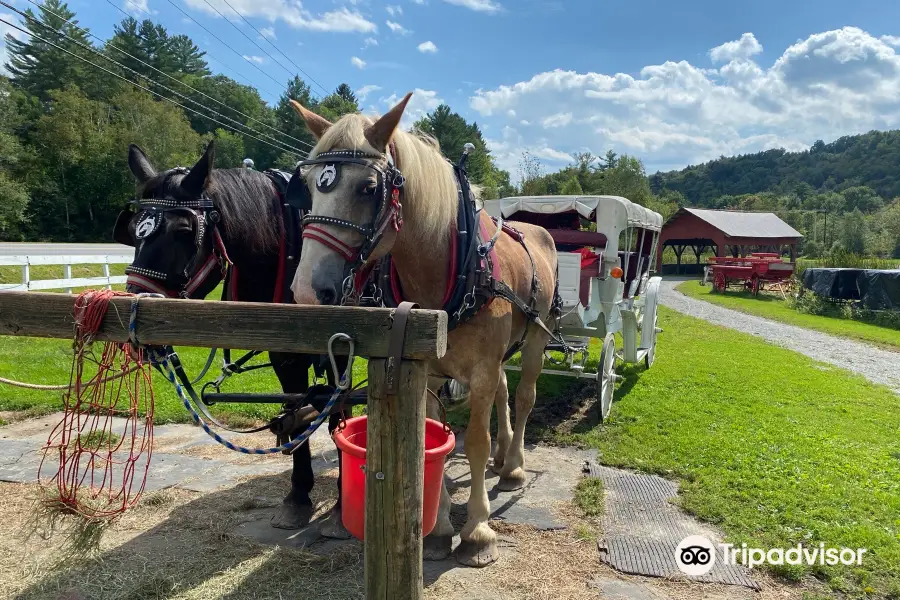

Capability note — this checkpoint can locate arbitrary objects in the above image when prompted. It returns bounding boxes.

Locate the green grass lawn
[563,306,900,598]
[676,279,900,351]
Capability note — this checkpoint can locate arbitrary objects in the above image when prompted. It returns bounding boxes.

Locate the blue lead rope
[129,293,349,456]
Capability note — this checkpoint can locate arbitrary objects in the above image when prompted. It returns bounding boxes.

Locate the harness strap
[303,224,360,262]
[386,301,418,396]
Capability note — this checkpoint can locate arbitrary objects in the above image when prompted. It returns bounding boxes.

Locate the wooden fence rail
[0,290,445,600]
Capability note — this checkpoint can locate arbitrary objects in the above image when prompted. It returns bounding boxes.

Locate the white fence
[0,254,132,292]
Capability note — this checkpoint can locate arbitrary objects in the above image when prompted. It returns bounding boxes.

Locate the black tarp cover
[802,268,900,310]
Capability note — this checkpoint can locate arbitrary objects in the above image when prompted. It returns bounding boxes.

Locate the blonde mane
[312,114,460,242]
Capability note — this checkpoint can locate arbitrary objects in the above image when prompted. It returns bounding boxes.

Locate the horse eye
[362,183,378,195]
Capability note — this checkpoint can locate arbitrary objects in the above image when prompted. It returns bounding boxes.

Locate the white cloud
[356,84,382,100]
[709,32,762,64]
[351,56,366,69]
[417,40,438,53]
[0,13,25,75]
[243,54,265,64]
[470,26,900,175]
[442,0,501,13]
[412,0,425,4]
[259,26,276,39]
[386,20,409,34]
[386,4,403,16]
[382,88,443,125]
[363,37,378,47]
[124,0,157,15]
[184,0,377,33]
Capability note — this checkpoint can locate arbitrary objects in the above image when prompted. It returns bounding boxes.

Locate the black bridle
[114,168,230,298]
[292,148,405,305]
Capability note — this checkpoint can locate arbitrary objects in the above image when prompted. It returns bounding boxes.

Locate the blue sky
[5,0,900,178]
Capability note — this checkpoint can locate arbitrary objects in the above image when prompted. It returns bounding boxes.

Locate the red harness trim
[387,227,459,307]
[302,225,360,262]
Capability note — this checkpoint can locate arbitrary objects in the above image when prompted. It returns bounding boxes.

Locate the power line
[24,0,314,151]
[160,0,293,95]
[214,0,329,98]
[199,0,293,80]
[3,2,305,155]
[0,16,306,159]
[106,0,283,100]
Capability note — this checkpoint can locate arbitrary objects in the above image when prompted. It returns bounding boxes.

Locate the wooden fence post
[365,357,427,600]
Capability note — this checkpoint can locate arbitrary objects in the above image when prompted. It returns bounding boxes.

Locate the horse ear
[365,92,412,152]
[290,100,332,140]
[128,143,156,184]
[182,141,215,197]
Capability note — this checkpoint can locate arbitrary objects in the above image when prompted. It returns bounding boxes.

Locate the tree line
[0,0,511,242]
[2,1,898,259]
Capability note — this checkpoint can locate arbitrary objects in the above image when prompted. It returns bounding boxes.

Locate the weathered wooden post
[364,301,429,600]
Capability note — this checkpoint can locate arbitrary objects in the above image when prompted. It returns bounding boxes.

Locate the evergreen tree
[169,35,209,76]
[5,0,98,101]
[334,82,356,105]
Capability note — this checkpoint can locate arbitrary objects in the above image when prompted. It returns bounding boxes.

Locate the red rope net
[38,289,155,520]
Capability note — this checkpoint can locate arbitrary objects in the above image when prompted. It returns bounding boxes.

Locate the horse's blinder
[119,182,230,298]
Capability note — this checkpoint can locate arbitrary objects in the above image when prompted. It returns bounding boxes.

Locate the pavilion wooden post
[365,358,428,600]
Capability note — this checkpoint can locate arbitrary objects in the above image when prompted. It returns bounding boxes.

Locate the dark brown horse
[115,141,348,534]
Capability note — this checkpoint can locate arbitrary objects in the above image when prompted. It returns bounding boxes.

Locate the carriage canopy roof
[483,195,663,232]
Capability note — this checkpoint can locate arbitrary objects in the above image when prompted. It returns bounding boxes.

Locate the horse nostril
[315,287,338,306]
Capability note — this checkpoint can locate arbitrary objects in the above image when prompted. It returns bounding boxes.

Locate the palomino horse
[289,93,559,566]
[116,142,349,533]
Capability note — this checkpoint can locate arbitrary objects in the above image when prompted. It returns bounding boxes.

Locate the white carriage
[482,195,664,421]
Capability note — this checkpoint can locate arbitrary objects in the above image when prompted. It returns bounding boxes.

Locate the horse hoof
[456,538,500,567]
[490,457,505,474]
[497,468,526,491]
[423,534,453,561]
[320,508,353,540]
[270,502,314,530]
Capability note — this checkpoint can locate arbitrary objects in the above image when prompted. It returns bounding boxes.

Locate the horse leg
[491,369,512,473]
[269,352,315,530]
[498,334,546,491]
[424,386,454,560]
[457,367,501,567]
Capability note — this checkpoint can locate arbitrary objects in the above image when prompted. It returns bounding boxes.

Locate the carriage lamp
[610,266,624,279]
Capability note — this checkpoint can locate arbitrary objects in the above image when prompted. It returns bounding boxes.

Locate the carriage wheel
[598,333,617,423]
[713,272,726,293]
[751,276,761,296]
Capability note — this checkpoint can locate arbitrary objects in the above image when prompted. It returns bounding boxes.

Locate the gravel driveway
[659,278,900,394]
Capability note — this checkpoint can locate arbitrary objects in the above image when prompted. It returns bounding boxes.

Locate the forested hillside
[650,131,900,205]
[0,0,509,242]
[647,133,900,258]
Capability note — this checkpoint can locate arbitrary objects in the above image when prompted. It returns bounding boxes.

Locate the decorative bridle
[116,167,230,298]
[294,147,405,305]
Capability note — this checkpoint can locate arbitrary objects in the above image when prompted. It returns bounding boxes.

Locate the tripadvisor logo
[675,535,867,575]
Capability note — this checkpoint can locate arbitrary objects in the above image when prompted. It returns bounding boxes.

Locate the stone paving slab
[0,412,338,493]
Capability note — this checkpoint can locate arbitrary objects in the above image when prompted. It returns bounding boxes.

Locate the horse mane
[312,114,460,241]
[140,167,282,255]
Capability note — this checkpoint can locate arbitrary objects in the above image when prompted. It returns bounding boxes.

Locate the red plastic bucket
[332,415,456,541]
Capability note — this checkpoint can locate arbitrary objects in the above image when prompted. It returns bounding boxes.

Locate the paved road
[659,277,900,394]
[0,242,132,256]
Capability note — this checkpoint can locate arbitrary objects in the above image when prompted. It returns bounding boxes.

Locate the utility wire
[0,17,305,159]
[160,0,294,95]
[214,0,329,98]
[3,3,304,156]
[24,0,314,151]
[107,0,283,100]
